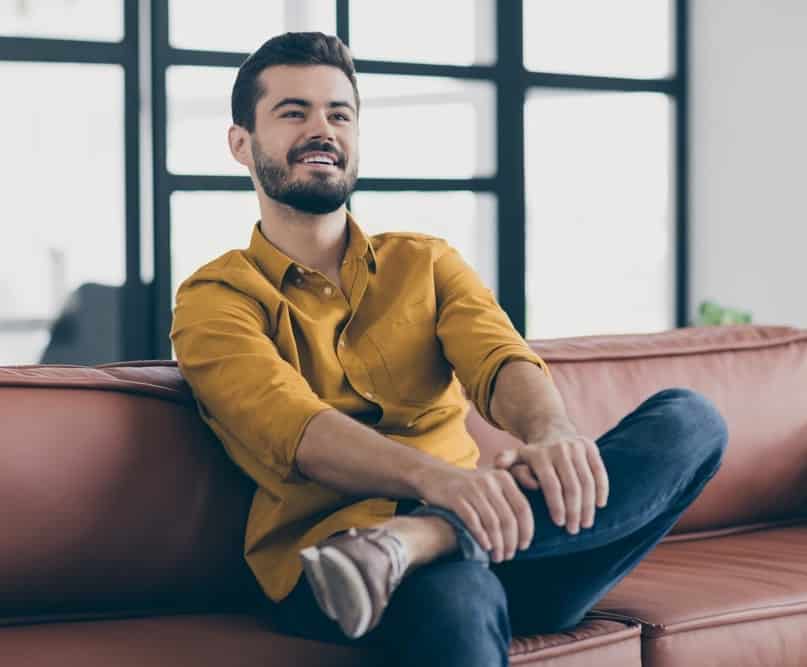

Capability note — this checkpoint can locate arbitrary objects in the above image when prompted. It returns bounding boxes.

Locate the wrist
[405,458,454,499]
[522,416,576,444]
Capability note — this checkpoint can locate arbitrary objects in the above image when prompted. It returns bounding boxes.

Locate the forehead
[256,64,356,108]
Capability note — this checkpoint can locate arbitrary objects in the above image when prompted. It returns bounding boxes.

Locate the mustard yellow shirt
[170,212,551,603]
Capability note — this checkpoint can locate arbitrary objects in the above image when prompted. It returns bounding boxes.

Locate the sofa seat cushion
[507,618,640,666]
[595,521,807,666]
[0,612,640,667]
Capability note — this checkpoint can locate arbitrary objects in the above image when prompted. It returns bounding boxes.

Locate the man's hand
[494,424,609,535]
[416,465,535,563]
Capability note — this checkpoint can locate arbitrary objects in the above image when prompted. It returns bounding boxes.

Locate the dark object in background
[40,283,124,365]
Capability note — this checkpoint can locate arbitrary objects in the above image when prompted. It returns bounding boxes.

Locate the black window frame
[152,0,689,359]
[0,0,688,362]
[0,0,149,361]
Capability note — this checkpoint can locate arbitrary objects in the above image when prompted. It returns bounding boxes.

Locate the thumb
[494,448,520,468]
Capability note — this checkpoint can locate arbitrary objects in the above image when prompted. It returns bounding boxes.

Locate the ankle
[381,515,459,573]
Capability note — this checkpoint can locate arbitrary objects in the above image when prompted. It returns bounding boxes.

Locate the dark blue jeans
[270,388,728,667]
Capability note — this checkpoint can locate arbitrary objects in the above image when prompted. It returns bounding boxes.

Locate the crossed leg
[272,388,728,664]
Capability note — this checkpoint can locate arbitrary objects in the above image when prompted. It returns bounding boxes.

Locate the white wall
[690,1,807,327]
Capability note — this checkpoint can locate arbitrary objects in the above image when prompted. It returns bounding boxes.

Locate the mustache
[288,142,345,167]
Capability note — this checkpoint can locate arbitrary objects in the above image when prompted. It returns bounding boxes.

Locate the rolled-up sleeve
[434,242,552,427]
[170,279,333,485]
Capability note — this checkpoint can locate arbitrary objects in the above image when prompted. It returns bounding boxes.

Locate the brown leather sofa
[2,324,807,666]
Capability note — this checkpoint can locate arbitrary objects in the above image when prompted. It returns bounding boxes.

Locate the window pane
[167,66,241,175]
[0,0,122,41]
[525,90,674,339]
[167,69,497,179]
[169,0,335,52]
[524,0,673,78]
[349,192,497,294]
[358,74,495,179]
[0,329,51,366]
[170,192,259,311]
[350,0,495,65]
[0,63,125,364]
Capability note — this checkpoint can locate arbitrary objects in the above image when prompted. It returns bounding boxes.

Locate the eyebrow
[270,97,356,114]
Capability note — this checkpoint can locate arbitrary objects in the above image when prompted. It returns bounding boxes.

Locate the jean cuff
[408,504,491,567]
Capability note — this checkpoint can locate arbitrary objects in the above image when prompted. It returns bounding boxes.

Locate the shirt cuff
[478,349,552,429]
[278,403,335,484]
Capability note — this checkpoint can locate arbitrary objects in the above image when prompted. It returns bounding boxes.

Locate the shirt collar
[247,210,377,290]
[344,210,378,273]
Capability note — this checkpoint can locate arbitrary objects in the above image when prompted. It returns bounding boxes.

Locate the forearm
[294,408,452,499]
[489,360,574,442]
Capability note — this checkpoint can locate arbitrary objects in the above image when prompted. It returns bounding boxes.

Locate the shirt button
[323,286,334,297]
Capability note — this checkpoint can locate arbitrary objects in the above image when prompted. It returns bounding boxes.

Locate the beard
[251,137,358,214]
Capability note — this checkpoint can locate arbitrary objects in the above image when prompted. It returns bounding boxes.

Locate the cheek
[344,132,359,160]
[257,126,295,158]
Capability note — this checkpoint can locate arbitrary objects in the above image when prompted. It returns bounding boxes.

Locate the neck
[257,194,349,275]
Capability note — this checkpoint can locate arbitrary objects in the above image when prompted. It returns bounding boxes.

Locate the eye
[281,110,304,118]
[332,112,351,122]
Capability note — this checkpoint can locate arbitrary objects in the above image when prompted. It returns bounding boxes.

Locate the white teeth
[302,155,336,165]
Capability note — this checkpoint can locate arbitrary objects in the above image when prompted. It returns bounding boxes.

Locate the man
[171,32,728,666]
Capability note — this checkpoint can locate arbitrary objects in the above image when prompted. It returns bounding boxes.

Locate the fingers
[435,438,608,565]
[530,455,567,528]
[498,471,535,551]
[484,472,534,561]
[474,490,506,562]
[454,497,492,553]
[523,436,609,535]
[571,447,596,531]
[510,463,540,490]
[553,445,584,534]
[586,439,610,508]
[450,470,534,563]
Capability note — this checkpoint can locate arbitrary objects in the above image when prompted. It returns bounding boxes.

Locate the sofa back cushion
[0,363,262,620]
[467,325,807,534]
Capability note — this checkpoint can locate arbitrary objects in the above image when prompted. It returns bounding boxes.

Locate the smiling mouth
[295,151,342,169]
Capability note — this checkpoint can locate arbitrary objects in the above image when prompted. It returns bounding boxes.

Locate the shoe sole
[300,545,372,639]
[299,546,338,620]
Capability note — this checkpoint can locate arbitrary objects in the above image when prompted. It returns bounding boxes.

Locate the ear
[228,124,253,168]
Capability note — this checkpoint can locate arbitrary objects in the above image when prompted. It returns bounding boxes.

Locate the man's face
[248,64,359,215]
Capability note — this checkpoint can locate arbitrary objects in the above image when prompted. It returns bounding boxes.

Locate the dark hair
[231,32,359,132]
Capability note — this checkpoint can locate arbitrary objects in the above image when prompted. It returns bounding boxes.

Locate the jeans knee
[437,563,508,624]
[650,387,728,465]
[400,561,510,648]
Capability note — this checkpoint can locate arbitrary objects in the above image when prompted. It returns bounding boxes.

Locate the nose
[305,108,337,143]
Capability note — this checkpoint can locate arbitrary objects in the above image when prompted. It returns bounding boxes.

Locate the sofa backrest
[2,325,806,619]
[468,325,807,535]
[0,363,263,622]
